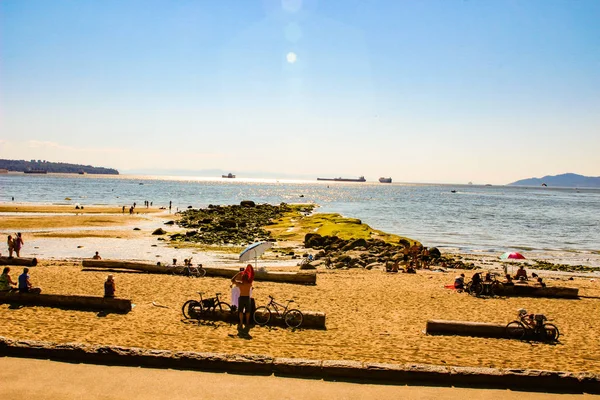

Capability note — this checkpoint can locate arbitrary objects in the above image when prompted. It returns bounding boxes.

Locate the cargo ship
[379,177,392,183]
[24,169,48,174]
[317,176,366,182]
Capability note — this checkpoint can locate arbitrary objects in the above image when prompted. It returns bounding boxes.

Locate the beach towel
[231,286,240,307]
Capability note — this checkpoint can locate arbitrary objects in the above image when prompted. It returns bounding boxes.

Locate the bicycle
[466,272,504,297]
[253,295,304,328]
[182,264,206,278]
[505,310,560,342]
[182,292,231,319]
[168,263,206,277]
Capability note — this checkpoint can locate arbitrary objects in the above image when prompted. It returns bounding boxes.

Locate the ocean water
[1,173,599,266]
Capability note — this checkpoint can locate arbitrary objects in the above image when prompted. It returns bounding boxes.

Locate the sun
[286,52,297,64]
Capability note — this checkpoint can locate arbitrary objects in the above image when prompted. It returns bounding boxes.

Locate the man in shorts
[234,273,253,331]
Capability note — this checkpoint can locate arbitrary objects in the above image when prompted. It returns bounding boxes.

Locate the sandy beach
[2,204,600,377]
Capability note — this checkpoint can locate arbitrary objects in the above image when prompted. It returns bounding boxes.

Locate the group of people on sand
[230,264,255,334]
[452,265,546,290]
[5,233,24,258]
[0,267,41,294]
[386,243,434,274]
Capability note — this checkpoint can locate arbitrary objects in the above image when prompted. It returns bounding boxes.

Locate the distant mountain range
[0,159,119,175]
[508,173,600,188]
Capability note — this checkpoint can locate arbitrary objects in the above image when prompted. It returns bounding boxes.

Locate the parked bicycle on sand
[505,308,560,342]
[182,292,231,319]
[253,295,303,328]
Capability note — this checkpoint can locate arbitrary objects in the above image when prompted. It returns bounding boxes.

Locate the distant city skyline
[1,0,599,184]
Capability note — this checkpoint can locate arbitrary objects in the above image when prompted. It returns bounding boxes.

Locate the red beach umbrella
[499,252,526,260]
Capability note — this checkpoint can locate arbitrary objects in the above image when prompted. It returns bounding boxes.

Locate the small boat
[317,176,366,182]
[379,177,392,183]
[78,170,86,175]
[222,173,236,178]
[451,190,457,193]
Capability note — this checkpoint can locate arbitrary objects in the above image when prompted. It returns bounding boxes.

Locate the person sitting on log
[471,271,482,286]
[18,268,41,294]
[0,267,17,292]
[92,251,102,260]
[104,275,116,298]
[515,265,528,281]
[535,277,546,288]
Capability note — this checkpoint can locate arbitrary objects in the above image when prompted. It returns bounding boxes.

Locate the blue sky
[1,0,599,184]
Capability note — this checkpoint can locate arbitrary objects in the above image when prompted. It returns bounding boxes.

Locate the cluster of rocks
[303,233,411,269]
[170,201,291,246]
[300,233,477,271]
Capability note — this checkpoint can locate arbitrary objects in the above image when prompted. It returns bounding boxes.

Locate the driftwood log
[496,284,578,299]
[0,291,132,312]
[192,308,326,330]
[426,319,558,340]
[0,256,38,267]
[82,260,317,285]
[203,266,316,285]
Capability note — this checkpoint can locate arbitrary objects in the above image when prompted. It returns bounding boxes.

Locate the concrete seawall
[0,336,598,394]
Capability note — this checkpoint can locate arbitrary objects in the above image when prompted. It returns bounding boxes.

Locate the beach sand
[2,203,600,377]
[1,260,600,373]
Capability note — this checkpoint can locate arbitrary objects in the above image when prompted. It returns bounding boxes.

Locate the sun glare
[286,52,297,64]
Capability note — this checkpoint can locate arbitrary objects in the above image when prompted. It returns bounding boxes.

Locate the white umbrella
[239,241,273,269]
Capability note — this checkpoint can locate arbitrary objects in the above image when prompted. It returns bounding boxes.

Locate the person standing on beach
[7,235,14,258]
[92,251,102,260]
[13,233,24,257]
[169,201,172,213]
[233,264,255,331]
[230,267,244,311]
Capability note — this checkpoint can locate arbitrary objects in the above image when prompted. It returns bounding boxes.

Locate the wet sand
[2,357,596,400]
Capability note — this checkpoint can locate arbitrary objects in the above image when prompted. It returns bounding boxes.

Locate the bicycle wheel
[542,323,560,341]
[197,268,207,277]
[284,309,303,328]
[253,306,271,326]
[492,281,504,295]
[182,300,201,319]
[216,302,231,313]
[506,321,526,340]
[468,283,482,297]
